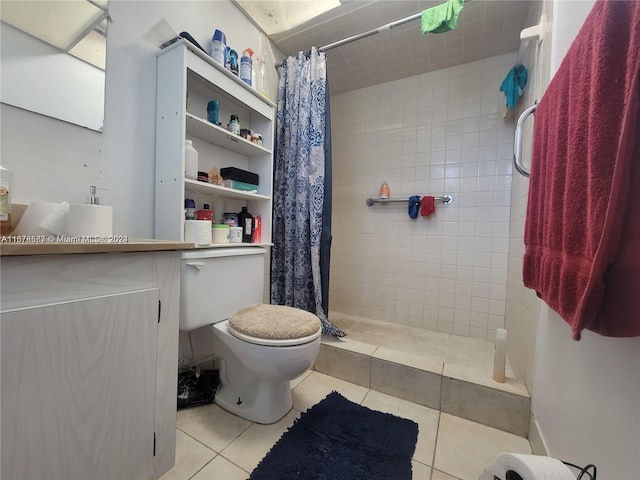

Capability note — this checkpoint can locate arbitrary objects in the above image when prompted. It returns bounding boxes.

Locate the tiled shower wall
[329,53,517,341]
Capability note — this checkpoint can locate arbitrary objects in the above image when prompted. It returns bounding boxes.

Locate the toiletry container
[228,49,239,76]
[185,140,198,180]
[212,223,230,244]
[207,100,219,125]
[240,49,253,86]
[210,29,226,65]
[0,166,13,235]
[379,181,390,199]
[195,203,214,222]
[237,206,253,243]
[228,226,243,243]
[185,199,196,220]
[223,213,238,227]
[229,115,240,135]
[255,55,269,98]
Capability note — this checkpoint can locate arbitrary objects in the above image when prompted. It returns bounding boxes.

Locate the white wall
[1,0,281,237]
[504,1,640,477]
[329,54,516,340]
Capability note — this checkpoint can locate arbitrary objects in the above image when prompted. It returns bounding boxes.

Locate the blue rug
[249,391,419,480]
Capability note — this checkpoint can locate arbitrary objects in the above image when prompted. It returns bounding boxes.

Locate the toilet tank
[180,247,266,331]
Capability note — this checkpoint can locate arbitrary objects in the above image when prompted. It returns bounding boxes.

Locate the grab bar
[366,195,453,207]
[514,103,537,177]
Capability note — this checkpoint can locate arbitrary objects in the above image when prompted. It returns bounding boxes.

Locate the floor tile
[292,370,369,411]
[362,390,440,467]
[434,413,531,480]
[290,369,313,389]
[191,455,249,480]
[177,403,251,453]
[159,429,215,480]
[412,460,432,479]
[431,468,461,480]
[220,408,299,473]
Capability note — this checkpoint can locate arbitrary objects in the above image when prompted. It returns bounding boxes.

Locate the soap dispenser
[67,185,113,238]
[89,185,108,204]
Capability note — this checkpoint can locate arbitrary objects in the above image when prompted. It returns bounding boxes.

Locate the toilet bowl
[211,310,321,424]
[180,248,322,424]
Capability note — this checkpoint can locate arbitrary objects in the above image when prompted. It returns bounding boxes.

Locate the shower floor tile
[319,312,531,436]
[161,370,532,480]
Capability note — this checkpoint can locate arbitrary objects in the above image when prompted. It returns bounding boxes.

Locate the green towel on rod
[421,0,465,34]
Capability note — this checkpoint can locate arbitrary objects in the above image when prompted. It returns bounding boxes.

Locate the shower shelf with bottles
[154,39,275,246]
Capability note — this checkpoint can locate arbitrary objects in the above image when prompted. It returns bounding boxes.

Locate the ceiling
[243,0,534,95]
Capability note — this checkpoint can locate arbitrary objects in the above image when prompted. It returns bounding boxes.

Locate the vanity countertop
[0,237,195,256]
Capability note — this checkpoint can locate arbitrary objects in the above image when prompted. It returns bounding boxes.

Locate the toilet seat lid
[228,304,322,346]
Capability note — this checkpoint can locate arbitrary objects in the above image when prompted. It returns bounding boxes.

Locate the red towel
[420,196,435,217]
[523,0,640,340]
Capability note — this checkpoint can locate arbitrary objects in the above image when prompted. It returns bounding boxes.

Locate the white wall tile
[329,54,513,339]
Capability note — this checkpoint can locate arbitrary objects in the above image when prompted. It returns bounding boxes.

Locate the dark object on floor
[177,369,219,410]
[249,391,419,480]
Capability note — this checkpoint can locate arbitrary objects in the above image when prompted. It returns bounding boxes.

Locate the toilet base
[215,378,293,424]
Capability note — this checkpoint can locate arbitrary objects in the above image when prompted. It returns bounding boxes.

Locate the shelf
[186,113,271,157]
[184,178,270,201]
[178,39,276,109]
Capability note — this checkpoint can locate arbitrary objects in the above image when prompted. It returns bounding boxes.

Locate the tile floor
[161,370,532,480]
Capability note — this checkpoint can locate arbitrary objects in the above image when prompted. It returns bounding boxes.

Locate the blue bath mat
[248,391,419,480]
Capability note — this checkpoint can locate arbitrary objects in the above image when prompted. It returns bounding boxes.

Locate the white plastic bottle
[185,140,198,180]
[240,48,253,86]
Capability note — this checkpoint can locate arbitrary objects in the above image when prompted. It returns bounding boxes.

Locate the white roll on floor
[480,453,575,480]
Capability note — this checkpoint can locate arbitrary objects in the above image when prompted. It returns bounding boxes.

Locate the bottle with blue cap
[209,29,226,65]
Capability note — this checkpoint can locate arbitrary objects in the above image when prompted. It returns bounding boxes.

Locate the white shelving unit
[155,39,275,247]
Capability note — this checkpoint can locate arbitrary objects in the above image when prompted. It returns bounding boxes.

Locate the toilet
[180,247,322,424]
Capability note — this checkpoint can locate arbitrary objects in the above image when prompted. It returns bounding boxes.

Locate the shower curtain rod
[275,10,422,67]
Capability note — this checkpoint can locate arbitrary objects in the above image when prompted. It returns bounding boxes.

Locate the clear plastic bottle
[184,140,198,180]
[0,166,13,235]
[255,55,269,99]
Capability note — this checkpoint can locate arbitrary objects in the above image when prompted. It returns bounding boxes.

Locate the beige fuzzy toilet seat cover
[229,304,321,340]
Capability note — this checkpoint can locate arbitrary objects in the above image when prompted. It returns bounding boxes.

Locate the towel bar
[366,195,453,207]
[514,103,537,177]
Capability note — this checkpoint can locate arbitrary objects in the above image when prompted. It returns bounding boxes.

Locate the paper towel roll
[67,203,113,237]
[13,202,62,236]
[184,220,212,245]
[482,453,575,480]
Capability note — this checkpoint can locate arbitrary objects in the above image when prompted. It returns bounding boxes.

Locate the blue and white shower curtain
[271,48,344,337]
